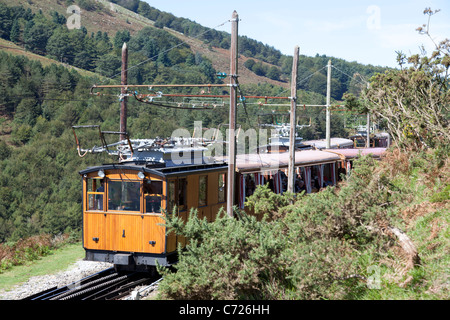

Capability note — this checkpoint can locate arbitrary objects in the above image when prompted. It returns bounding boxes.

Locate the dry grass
[0,234,70,272]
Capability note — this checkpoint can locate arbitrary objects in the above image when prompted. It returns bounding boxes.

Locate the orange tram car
[78,137,386,271]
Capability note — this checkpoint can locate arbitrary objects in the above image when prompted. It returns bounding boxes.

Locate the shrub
[0,234,71,273]
[157,155,422,300]
[158,209,291,299]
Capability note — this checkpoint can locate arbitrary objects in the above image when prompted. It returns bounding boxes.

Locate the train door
[83,177,106,251]
[106,179,143,253]
[142,179,166,255]
[166,177,188,252]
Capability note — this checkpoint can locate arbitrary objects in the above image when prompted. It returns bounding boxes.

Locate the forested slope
[0,0,383,242]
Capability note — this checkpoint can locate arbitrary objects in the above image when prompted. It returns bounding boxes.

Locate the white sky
[143,0,450,68]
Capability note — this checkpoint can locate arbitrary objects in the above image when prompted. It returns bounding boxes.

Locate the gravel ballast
[0,260,113,300]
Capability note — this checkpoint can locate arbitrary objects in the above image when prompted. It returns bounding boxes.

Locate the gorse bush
[157,156,396,299]
[158,209,290,299]
[158,151,448,300]
[281,156,397,299]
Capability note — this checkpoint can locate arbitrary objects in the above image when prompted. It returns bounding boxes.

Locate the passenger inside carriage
[267,176,274,192]
[245,174,256,197]
[295,177,305,193]
[145,195,161,213]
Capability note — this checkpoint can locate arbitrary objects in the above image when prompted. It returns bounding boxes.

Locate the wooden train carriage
[349,133,390,148]
[79,162,228,268]
[232,150,342,210]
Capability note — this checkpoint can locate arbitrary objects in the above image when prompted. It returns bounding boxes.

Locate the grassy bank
[0,241,84,292]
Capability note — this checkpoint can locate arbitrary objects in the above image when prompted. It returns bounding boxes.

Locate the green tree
[137,1,152,17]
[113,30,131,49]
[24,21,54,54]
[0,3,13,40]
[12,123,33,144]
[50,11,66,25]
[14,98,41,126]
[0,140,11,160]
[46,28,72,63]
[252,62,266,76]
[95,54,120,77]
[244,59,255,70]
[361,9,449,150]
[308,72,327,96]
[267,66,281,81]
[10,18,20,43]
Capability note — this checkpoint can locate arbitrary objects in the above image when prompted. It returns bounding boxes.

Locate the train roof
[324,147,387,159]
[301,138,354,149]
[79,162,228,178]
[215,149,342,173]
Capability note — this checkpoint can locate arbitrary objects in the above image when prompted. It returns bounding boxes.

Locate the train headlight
[98,170,105,178]
[138,172,145,179]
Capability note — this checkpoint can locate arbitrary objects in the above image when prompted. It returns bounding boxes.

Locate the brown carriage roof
[324,148,387,160]
[216,149,341,173]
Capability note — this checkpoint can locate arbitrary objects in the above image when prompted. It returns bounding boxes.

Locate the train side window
[144,180,162,214]
[108,180,141,212]
[167,178,187,213]
[218,173,226,203]
[245,174,256,197]
[178,178,187,211]
[167,180,176,213]
[86,178,104,211]
[199,175,207,207]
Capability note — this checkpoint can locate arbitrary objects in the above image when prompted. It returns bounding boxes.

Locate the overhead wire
[132,92,220,110]
[331,64,369,87]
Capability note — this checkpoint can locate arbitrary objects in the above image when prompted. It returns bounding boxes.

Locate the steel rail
[57,273,132,300]
[22,267,116,300]
[90,276,155,300]
[48,272,121,300]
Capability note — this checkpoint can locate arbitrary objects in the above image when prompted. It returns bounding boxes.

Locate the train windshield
[108,180,141,212]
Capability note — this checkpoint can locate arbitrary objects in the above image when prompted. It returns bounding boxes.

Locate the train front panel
[81,167,169,266]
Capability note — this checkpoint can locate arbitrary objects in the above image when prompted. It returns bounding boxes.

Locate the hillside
[0,38,100,78]
[0,0,387,98]
[0,0,289,88]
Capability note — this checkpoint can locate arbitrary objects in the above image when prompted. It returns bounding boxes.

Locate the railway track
[22,267,161,300]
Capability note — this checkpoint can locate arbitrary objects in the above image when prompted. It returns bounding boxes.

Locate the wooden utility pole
[227,11,238,218]
[366,83,371,148]
[326,59,332,149]
[288,46,299,193]
[120,42,128,141]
